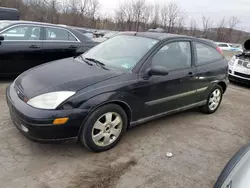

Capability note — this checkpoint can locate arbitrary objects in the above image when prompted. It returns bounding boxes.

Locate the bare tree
[236,30,243,43]
[216,17,226,41]
[141,3,152,31]
[166,2,182,33]
[25,0,48,22]
[115,4,126,30]
[227,16,240,42]
[88,0,100,28]
[229,16,240,29]
[124,1,134,30]
[151,3,160,28]
[161,5,168,30]
[60,0,71,14]
[202,16,213,38]
[1,0,246,43]
[176,11,186,34]
[80,0,90,17]
[189,19,197,36]
[45,0,59,23]
[132,0,146,31]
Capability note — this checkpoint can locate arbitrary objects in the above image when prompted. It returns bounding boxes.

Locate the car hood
[15,57,124,99]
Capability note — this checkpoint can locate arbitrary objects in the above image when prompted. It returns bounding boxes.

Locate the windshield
[218,44,228,47]
[0,22,11,30]
[83,35,159,70]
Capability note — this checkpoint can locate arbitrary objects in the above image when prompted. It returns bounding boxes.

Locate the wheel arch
[77,100,133,138]
[217,81,227,93]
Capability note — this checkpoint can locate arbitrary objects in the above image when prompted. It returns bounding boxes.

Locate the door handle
[69,45,78,49]
[29,45,40,49]
[188,72,194,77]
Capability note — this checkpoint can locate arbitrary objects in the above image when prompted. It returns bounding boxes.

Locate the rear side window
[195,42,223,65]
[45,27,77,41]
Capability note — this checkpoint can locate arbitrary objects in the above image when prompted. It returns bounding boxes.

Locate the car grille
[237,60,244,65]
[14,85,29,102]
[238,59,250,69]
[234,72,250,79]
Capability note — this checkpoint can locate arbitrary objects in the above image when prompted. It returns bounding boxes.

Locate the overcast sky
[99,0,250,31]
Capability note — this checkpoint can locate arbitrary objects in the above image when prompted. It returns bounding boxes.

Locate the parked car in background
[148,28,165,33]
[0,21,99,76]
[103,31,119,39]
[92,31,119,43]
[217,42,243,52]
[228,39,250,84]
[231,44,243,50]
[214,142,250,188]
[0,7,19,20]
[71,27,94,39]
[229,54,250,84]
[93,30,105,38]
[6,32,228,152]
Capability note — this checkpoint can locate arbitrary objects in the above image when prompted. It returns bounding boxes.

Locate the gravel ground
[0,79,249,188]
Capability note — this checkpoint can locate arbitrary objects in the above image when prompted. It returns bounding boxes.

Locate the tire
[79,104,128,152]
[200,85,223,114]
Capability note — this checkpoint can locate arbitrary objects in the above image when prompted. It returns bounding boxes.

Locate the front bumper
[6,84,89,142]
[229,75,250,84]
[228,65,250,84]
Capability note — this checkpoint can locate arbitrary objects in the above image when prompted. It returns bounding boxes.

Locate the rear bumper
[6,84,89,142]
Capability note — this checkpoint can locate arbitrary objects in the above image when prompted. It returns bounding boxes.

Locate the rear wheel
[200,85,223,114]
[79,104,128,152]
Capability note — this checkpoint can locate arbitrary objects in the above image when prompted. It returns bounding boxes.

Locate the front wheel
[200,85,223,114]
[79,104,128,152]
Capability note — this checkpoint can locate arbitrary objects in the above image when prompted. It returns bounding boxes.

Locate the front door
[42,27,82,63]
[0,24,43,75]
[135,40,197,118]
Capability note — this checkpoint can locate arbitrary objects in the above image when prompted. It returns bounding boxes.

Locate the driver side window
[2,25,41,41]
[152,41,191,71]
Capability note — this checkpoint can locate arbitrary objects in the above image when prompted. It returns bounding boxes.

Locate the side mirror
[0,34,4,41]
[147,66,169,76]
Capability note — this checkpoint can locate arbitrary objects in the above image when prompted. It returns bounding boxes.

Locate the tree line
[0,0,246,43]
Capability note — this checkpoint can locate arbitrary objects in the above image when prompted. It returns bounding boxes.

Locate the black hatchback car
[6,32,228,152]
[0,21,98,76]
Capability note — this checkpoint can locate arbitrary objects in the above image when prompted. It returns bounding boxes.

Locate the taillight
[216,46,224,55]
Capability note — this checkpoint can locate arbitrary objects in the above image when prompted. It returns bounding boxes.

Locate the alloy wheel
[208,89,221,111]
[91,112,123,147]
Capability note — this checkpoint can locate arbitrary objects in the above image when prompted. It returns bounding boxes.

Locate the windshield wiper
[85,58,109,70]
[78,55,93,66]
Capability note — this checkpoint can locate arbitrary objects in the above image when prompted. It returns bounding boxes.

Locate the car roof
[0,20,70,29]
[0,7,18,12]
[118,32,194,40]
[118,32,217,47]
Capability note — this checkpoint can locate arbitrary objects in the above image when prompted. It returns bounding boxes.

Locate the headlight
[229,56,236,66]
[27,91,75,110]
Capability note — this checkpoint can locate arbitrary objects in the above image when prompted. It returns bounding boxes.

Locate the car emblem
[17,90,20,95]
[247,63,250,68]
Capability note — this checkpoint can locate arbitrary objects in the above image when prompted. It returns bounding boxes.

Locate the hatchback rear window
[196,42,223,65]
